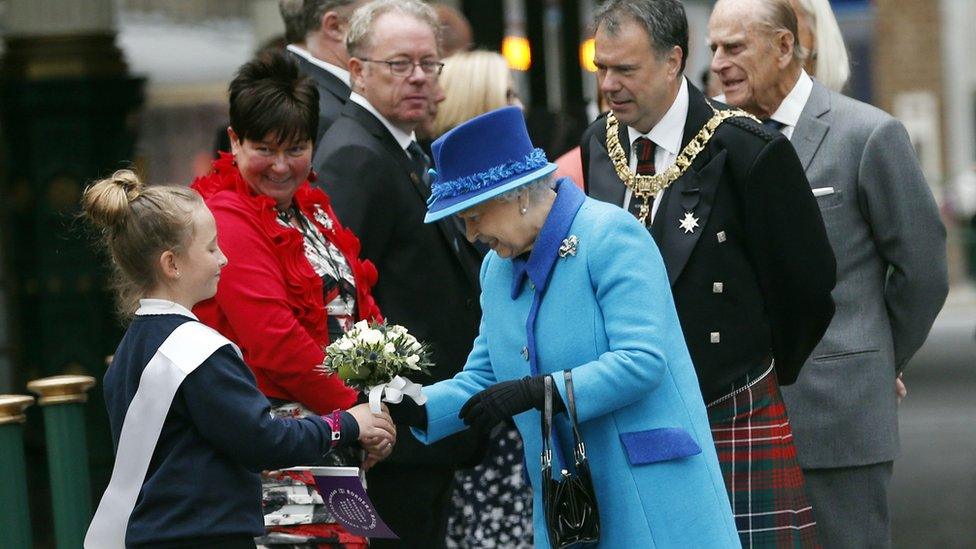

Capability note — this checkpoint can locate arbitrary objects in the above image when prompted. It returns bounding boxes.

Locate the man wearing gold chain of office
[581,1,837,547]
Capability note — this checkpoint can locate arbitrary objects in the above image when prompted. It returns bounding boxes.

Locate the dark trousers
[804,462,894,549]
[367,462,457,548]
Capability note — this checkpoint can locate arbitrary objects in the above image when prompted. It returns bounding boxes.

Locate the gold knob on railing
[27,375,96,406]
[0,395,35,425]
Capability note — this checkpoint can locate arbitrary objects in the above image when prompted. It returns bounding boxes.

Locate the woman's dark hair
[228,50,319,145]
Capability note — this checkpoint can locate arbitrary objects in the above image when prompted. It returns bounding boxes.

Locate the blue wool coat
[414,182,740,548]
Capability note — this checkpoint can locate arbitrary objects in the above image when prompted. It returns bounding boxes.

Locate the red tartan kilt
[708,366,821,549]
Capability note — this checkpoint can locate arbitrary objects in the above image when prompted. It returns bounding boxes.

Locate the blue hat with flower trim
[424,106,557,223]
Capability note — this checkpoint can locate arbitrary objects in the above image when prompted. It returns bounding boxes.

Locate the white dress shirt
[623,77,689,223]
[349,92,417,151]
[765,70,813,141]
[286,44,352,88]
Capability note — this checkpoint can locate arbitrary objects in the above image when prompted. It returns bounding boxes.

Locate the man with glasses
[313,1,485,546]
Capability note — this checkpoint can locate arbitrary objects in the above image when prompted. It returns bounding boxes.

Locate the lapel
[343,102,428,200]
[791,80,831,172]
[653,84,726,286]
[343,101,480,281]
[585,114,630,206]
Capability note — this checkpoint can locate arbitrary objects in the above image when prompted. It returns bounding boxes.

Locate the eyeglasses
[361,59,445,77]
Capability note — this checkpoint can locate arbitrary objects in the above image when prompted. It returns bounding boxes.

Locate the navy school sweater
[103,312,357,546]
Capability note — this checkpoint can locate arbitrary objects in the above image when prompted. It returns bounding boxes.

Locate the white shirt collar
[349,92,416,151]
[135,299,198,320]
[286,44,352,88]
[768,69,813,129]
[626,77,689,156]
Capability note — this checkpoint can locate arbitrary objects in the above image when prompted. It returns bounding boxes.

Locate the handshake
[344,402,398,470]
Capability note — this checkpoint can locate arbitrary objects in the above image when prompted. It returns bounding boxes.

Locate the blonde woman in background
[432,50,522,138]
[431,49,534,549]
[791,0,850,92]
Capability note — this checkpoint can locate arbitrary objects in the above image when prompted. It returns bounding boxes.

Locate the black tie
[762,119,786,134]
[407,141,431,189]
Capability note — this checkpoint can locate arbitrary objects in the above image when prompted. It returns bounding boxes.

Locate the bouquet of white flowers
[321,320,433,412]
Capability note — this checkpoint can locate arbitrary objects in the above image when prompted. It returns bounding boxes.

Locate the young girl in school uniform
[81,170,395,549]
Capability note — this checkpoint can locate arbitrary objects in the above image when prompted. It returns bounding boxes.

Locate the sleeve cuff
[338,410,360,446]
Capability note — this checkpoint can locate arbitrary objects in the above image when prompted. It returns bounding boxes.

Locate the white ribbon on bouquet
[367,375,427,414]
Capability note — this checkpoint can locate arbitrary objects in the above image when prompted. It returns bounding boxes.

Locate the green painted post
[28,375,96,548]
[0,395,36,549]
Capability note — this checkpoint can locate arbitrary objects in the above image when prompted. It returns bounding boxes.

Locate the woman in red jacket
[192,51,384,547]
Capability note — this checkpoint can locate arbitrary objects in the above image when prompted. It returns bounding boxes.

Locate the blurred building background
[0,0,973,546]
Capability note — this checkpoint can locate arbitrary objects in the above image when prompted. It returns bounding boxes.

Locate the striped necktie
[407,141,431,189]
[628,137,656,225]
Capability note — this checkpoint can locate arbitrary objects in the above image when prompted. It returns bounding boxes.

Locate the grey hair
[493,174,557,204]
[593,0,689,72]
[279,0,306,44]
[303,0,358,35]
[754,0,808,66]
[346,0,441,59]
[793,0,849,91]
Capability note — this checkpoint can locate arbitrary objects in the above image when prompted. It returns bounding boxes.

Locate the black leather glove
[459,375,564,433]
[386,397,428,428]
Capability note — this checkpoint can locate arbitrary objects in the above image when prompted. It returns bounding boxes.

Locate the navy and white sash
[84,320,241,548]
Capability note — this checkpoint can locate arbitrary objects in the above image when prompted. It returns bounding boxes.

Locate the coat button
[521,346,529,360]
[713,282,724,294]
[528,280,535,291]
[716,231,727,243]
[710,332,721,343]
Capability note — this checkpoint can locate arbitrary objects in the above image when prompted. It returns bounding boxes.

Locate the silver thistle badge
[559,235,579,258]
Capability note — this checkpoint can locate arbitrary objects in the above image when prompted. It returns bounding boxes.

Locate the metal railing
[0,374,96,548]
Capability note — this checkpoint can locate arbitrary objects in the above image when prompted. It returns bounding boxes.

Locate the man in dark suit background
[710,0,948,546]
[581,1,836,546]
[281,0,366,146]
[312,1,483,546]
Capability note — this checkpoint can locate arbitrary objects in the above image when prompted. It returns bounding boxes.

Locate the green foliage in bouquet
[321,320,434,391]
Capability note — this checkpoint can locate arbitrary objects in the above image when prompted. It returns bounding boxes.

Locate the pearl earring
[520,206,528,215]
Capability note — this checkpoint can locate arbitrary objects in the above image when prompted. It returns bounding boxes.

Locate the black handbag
[540,370,600,548]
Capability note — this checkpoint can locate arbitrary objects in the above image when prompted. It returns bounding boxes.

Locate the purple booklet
[289,466,399,539]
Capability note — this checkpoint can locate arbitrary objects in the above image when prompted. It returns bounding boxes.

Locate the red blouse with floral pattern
[192,153,382,413]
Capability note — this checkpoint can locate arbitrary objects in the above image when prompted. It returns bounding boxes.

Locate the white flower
[383,342,396,354]
[337,338,354,351]
[404,334,422,351]
[361,329,383,345]
[354,320,370,332]
[405,354,421,370]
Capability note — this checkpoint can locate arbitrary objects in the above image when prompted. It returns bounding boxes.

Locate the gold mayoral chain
[605,105,759,225]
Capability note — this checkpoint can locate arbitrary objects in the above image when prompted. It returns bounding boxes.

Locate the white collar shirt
[135,299,197,320]
[767,69,813,141]
[286,44,352,88]
[349,92,417,151]
[622,77,689,223]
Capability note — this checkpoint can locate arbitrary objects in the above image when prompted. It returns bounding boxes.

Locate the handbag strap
[541,374,553,473]
[564,370,588,464]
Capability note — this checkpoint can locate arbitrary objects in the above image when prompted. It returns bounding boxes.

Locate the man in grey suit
[709,0,948,546]
[281,0,366,146]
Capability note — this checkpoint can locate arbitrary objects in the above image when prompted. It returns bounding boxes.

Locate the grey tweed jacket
[780,80,948,468]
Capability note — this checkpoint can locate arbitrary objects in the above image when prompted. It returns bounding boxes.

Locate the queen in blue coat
[405,107,739,548]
